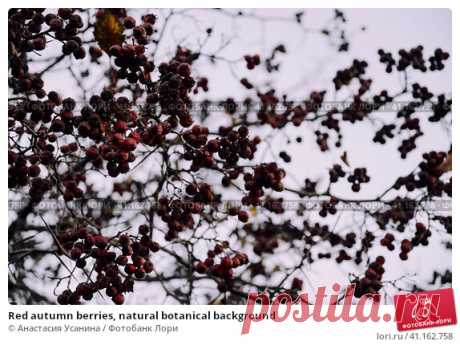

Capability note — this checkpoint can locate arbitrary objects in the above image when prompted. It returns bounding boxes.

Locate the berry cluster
[8,153,53,200]
[329,164,346,183]
[399,239,412,261]
[342,96,372,123]
[141,122,169,147]
[333,60,368,90]
[372,90,393,109]
[50,10,86,57]
[88,45,103,61]
[109,43,155,84]
[412,83,433,102]
[380,233,395,251]
[394,104,424,159]
[123,14,155,45]
[264,44,286,73]
[195,77,209,93]
[373,124,396,144]
[156,195,204,241]
[317,253,332,259]
[279,151,291,163]
[264,196,285,214]
[195,243,248,292]
[219,98,238,115]
[315,131,330,151]
[9,57,46,98]
[375,198,416,232]
[397,46,427,72]
[377,49,396,73]
[291,277,303,290]
[319,197,338,217]
[240,78,253,89]
[102,136,138,178]
[398,133,422,159]
[256,90,288,129]
[347,167,370,192]
[428,48,450,71]
[430,95,452,122]
[244,223,280,256]
[321,114,340,132]
[153,57,196,127]
[336,249,352,263]
[395,151,451,196]
[342,232,357,248]
[216,126,259,167]
[56,225,159,304]
[183,125,213,170]
[10,9,86,63]
[9,9,48,54]
[354,231,376,265]
[353,256,385,297]
[227,206,249,222]
[303,178,317,196]
[244,54,261,69]
[412,222,431,246]
[378,46,449,74]
[184,125,210,148]
[242,163,285,206]
[78,91,142,178]
[182,125,261,171]
[8,155,36,188]
[291,105,308,126]
[244,221,304,256]
[61,172,85,202]
[434,216,451,234]
[305,221,328,240]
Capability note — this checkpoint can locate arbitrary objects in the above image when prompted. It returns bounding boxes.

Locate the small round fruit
[112,293,125,305]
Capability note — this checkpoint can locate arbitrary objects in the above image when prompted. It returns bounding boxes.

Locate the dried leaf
[94,11,124,52]
[439,152,452,173]
[340,151,350,167]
